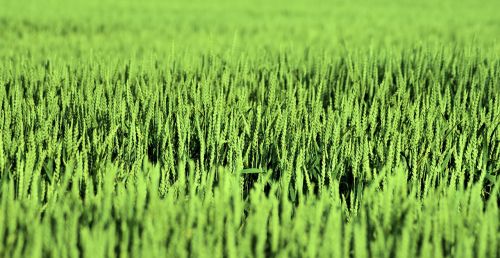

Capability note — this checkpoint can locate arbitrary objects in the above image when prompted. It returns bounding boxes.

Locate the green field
[0,0,499,257]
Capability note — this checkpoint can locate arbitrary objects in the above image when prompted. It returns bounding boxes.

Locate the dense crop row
[1,0,499,257]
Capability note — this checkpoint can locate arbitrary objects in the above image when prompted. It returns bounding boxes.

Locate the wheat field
[0,0,499,257]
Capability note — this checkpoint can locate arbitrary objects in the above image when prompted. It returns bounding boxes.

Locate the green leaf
[240,168,265,174]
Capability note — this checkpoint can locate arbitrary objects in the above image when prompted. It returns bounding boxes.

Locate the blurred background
[1,0,499,61]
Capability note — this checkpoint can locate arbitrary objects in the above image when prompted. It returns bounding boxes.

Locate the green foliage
[0,0,499,257]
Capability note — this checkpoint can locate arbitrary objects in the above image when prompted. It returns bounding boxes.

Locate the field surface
[0,0,499,257]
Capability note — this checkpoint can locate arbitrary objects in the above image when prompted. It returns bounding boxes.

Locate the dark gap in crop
[339,166,355,210]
